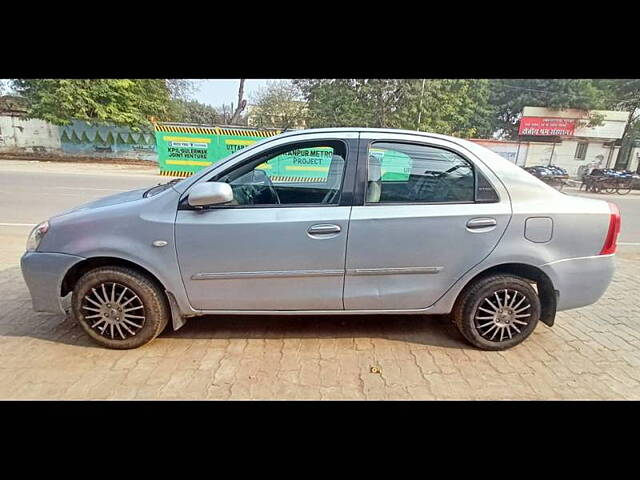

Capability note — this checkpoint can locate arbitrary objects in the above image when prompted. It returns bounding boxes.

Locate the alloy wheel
[81,282,146,340]
[474,289,532,343]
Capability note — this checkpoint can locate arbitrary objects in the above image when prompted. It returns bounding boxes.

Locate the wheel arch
[455,262,557,327]
[61,256,188,331]
[61,256,166,298]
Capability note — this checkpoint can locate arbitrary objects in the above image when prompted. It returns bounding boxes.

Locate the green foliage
[249,81,307,129]
[487,79,608,138]
[596,79,640,167]
[404,79,493,137]
[595,79,640,112]
[295,79,395,128]
[9,78,640,163]
[166,79,198,100]
[294,79,492,138]
[171,99,221,125]
[11,79,176,129]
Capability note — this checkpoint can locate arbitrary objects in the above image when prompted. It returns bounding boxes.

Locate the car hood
[54,187,149,217]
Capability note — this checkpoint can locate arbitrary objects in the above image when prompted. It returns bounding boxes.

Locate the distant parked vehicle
[523,165,568,191]
[581,169,637,195]
[546,165,569,177]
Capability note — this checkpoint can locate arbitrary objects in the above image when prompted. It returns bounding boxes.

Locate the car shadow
[159,313,469,349]
[1,265,469,350]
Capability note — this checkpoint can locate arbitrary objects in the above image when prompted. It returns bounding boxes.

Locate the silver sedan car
[21,128,620,350]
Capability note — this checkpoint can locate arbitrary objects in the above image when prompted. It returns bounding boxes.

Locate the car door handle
[466,218,497,230]
[307,224,341,236]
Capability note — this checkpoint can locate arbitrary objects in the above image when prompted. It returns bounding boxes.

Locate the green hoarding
[153,123,414,182]
[154,124,284,177]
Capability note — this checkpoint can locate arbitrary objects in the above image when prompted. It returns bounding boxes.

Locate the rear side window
[366,142,475,203]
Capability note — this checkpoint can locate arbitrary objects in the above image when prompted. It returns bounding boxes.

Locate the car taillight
[600,202,621,255]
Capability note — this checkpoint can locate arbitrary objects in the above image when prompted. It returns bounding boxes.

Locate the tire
[617,186,631,195]
[452,274,541,351]
[71,266,170,349]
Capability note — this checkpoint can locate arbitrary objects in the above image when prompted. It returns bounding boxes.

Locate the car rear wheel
[71,266,169,349]
[452,274,541,351]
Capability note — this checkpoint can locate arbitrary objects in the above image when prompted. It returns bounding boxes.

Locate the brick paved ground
[2,251,640,400]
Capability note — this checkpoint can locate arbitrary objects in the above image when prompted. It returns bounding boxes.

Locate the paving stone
[2,252,640,400]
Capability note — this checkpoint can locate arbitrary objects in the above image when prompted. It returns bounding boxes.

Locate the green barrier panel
[154,124,283,177]
[154,124,414,182]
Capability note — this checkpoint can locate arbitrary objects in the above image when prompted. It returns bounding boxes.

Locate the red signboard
[518,117,576,136]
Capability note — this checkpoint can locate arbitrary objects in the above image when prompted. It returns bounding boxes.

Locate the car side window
[366,142,475,204]
[216,141,347,206]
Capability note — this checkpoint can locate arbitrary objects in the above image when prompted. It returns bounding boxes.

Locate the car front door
[343,132,512,310]
[175,135,358,311]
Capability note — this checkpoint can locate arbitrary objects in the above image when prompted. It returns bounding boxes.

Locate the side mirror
[188,182,233,207]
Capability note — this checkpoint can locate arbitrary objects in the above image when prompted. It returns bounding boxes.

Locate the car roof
[277,127,463,143]
[275,127,490,158]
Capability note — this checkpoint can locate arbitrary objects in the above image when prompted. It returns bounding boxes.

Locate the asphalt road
[0,161,164,267]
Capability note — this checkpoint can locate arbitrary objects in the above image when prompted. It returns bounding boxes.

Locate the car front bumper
[540,254,615,311]
[20,251,84,314]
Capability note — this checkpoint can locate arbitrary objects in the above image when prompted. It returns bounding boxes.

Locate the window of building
[575,142,588,160]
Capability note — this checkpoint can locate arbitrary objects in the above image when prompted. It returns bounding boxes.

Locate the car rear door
[343,132,512,310]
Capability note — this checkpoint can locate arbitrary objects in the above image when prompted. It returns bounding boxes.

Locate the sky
[192,79,288,107]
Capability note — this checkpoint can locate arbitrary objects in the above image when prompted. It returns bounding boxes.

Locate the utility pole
[613,106,639,170]
[416,79,426,131]
[548,139,557,166]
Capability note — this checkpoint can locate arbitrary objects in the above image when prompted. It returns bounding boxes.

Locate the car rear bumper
[20,251,84,314]
[540,254,615,311]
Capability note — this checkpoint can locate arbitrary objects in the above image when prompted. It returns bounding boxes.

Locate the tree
[0,79,11,96]
[487,79,607,139]
[11,79,181,129]
[229,79,247,125]
[294,79,492,137]
[294,79,367,127]
[595,79,640,168]
[166,79,198,100]
[172,99,221,125]
[402,79,493,137]
[250,80,307,129]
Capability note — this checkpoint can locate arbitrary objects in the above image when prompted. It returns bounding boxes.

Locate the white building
[472,106,634,178]
[0,95,61,152]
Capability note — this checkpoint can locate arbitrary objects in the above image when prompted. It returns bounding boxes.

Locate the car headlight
[26,221,50,252]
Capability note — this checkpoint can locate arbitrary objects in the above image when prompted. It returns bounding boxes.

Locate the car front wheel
[452,274,541,351]
[71,266,170,349]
